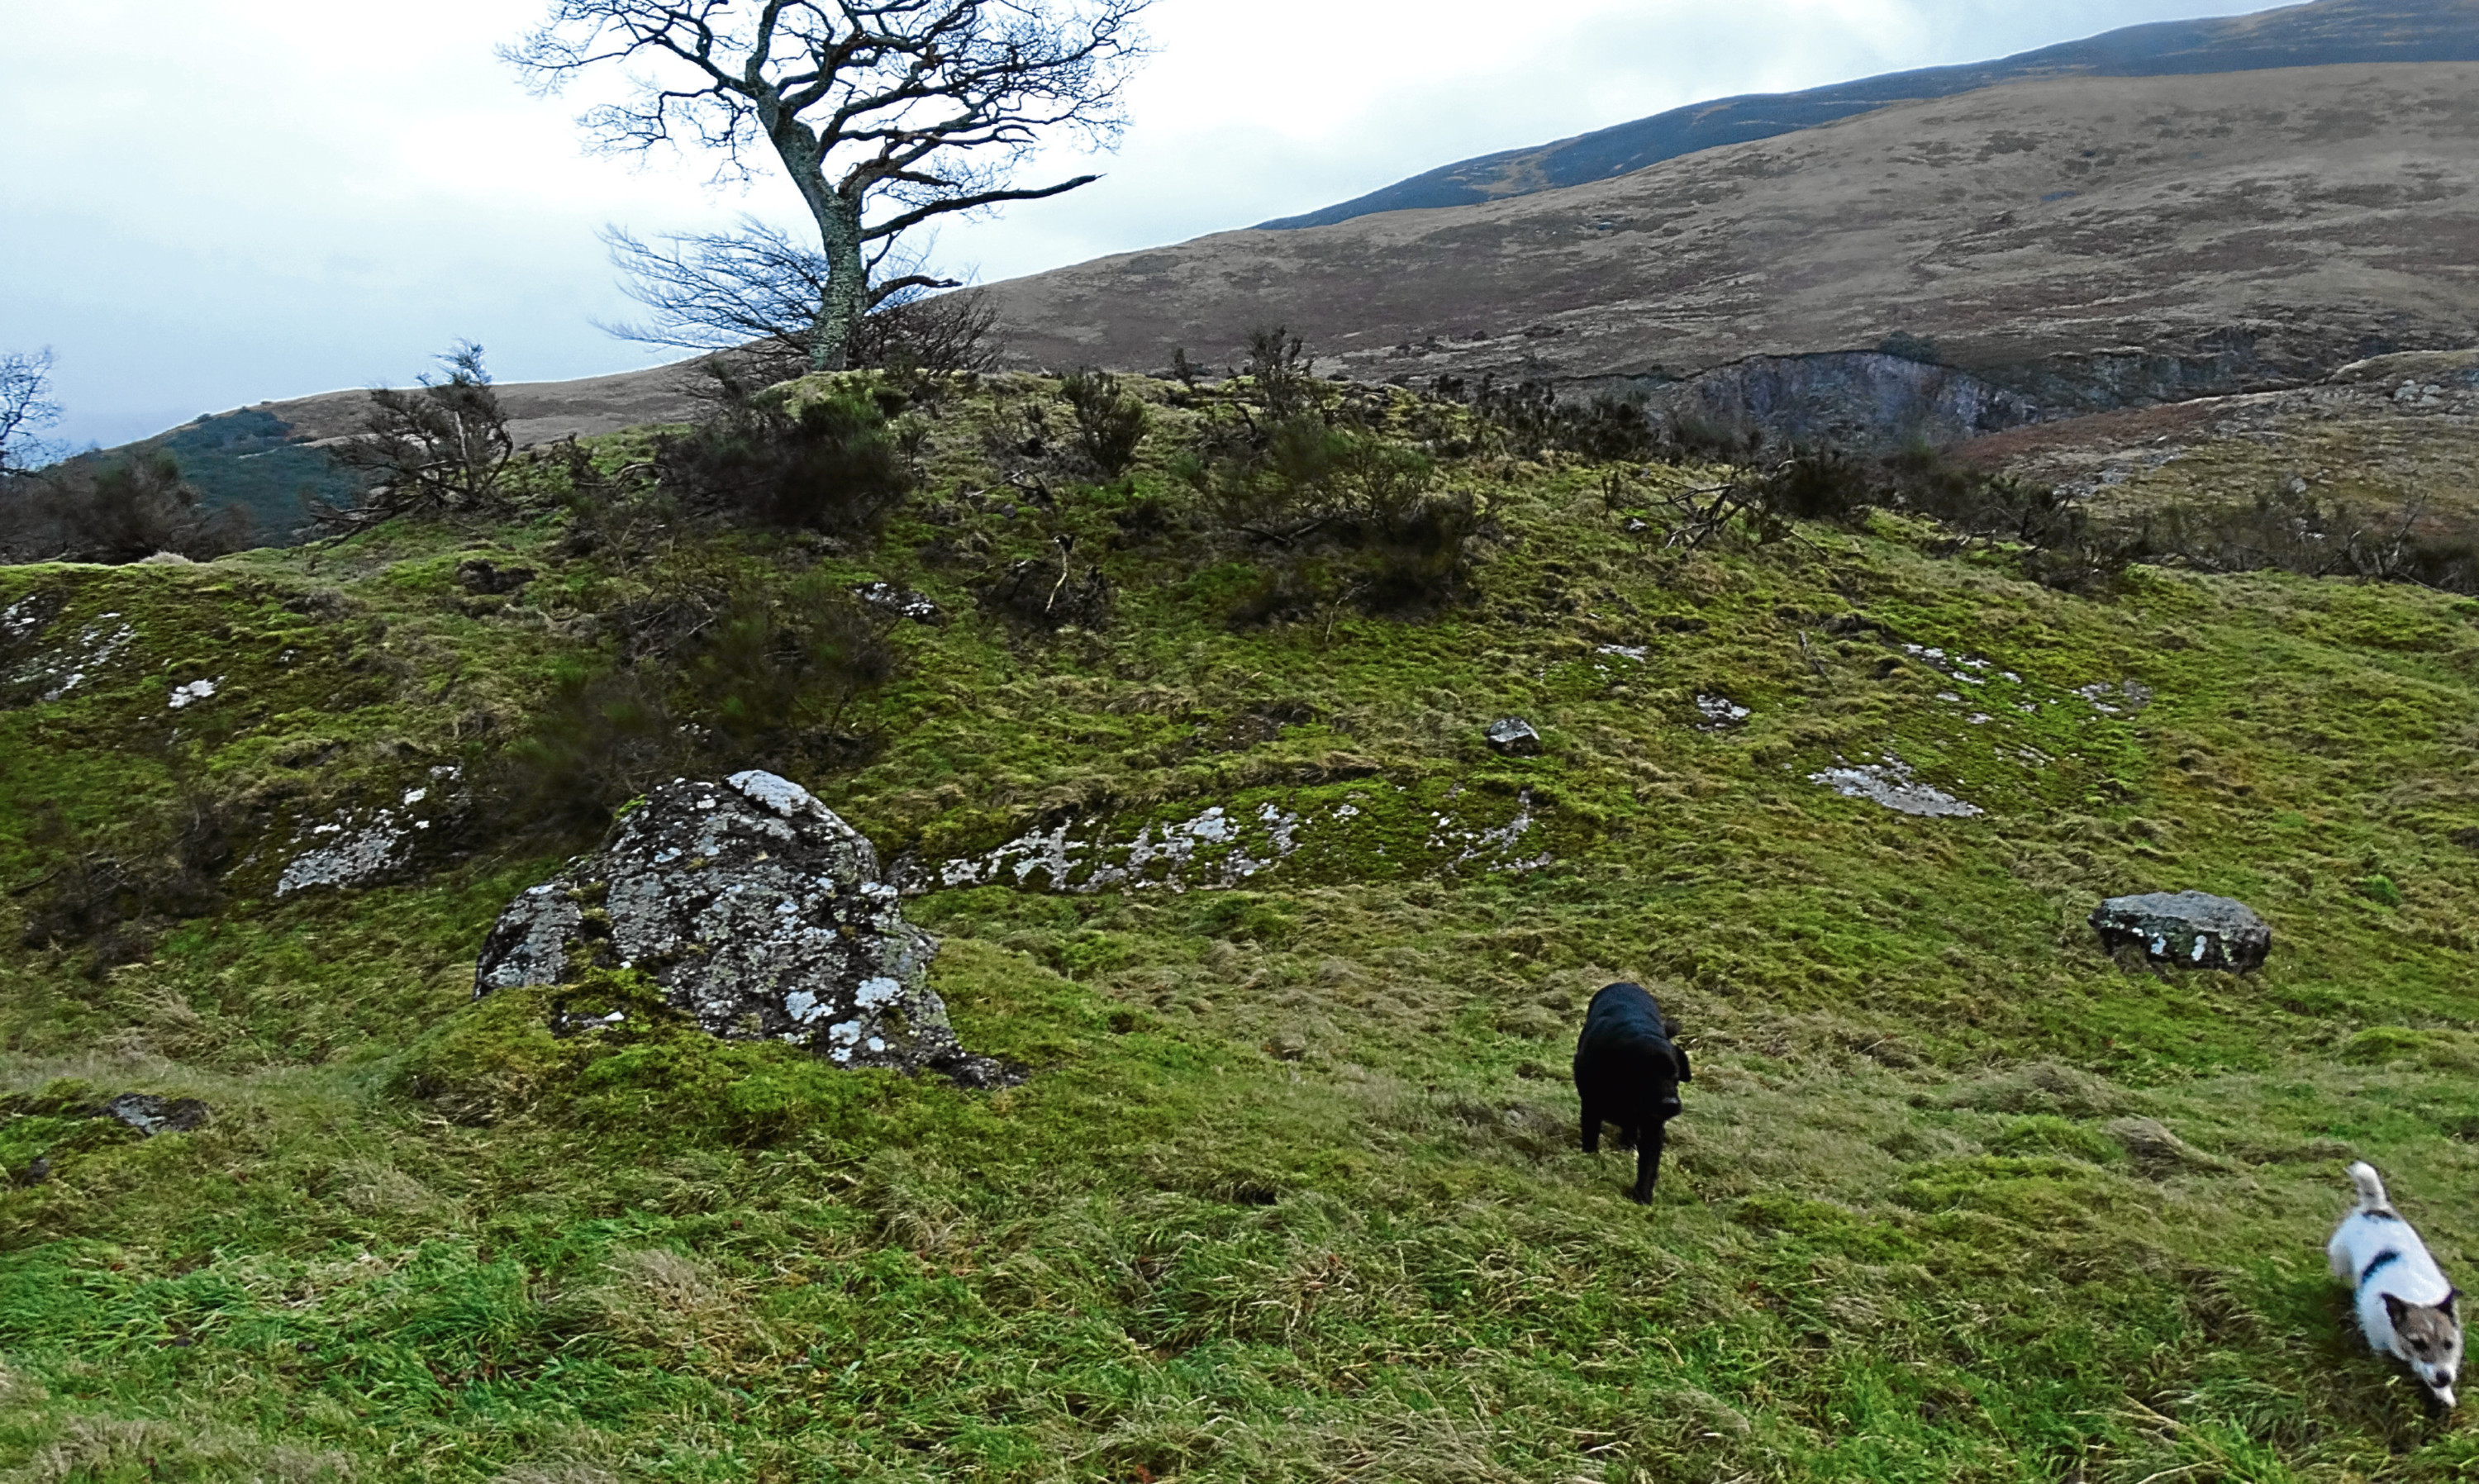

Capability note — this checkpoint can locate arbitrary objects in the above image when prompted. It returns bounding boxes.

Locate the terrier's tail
[2348,1161,2395,1215]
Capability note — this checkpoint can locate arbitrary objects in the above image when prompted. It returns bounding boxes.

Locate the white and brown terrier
[2329,1162,2462,1409]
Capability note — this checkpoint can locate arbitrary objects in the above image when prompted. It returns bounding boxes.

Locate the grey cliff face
[2090,890,2272,972]
[474,771,1010,1082]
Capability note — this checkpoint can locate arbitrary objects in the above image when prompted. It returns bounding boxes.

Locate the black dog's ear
[2386,1292,2413,1327]
[1671,1042,1692,1082]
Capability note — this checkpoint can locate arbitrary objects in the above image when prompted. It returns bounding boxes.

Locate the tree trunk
[764,112,868,373]
[810,196,868,373]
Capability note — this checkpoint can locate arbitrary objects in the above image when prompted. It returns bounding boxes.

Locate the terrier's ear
[2386,1293,2412,1328]
[2443,1288,2461,1321]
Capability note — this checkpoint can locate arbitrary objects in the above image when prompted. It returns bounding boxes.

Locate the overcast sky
[2,0,2276,449]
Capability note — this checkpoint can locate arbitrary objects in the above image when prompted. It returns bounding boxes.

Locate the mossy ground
[4,374,2479,1481]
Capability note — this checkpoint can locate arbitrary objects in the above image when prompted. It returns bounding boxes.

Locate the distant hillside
[1263,0,2479,230]
[983,62,2479,419]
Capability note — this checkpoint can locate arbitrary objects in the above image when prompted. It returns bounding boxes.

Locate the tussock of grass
[3,373,2479,1478]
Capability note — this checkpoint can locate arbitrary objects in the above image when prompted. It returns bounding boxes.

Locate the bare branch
[0,349,64,476]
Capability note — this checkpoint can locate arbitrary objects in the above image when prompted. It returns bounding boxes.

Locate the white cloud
[0,0,2273,446]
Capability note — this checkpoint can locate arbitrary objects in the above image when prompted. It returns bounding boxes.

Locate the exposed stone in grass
[916,782,1554,895]
[98,1094,210,1137]
[852,580,943,625]
[166,678,220,711]
[274,765,464,897]
[931,800,1311,894]
[2089,890,2271,971]
[12,611,137,702]
[474,769,1014,1085]
[1694,694,1751,730]
[1808,756,1983,818]
[1485,717,1542,755]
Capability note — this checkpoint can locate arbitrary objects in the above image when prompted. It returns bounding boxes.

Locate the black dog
[1573,982,1691,1201]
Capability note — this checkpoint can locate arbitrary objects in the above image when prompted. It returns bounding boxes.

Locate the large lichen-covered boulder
[474,770,1011,1084]
[2090,890,2272,972]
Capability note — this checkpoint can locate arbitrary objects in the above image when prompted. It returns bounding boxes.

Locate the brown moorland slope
[215,361,714,453]
[1264,0,2479,227]
[981,62,2479,414]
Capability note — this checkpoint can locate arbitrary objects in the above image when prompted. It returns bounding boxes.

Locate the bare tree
[506,0,1150,372]
[1,349,64,476]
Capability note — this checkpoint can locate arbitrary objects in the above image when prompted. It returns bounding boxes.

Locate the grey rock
[853,581,944,625]
[1485,718,1543,756]
[2090,890,2271,972]
[1809,757,1982,818]
[99,1094,211,1136]
[473,770,1014,1084]
[274,765,465,897]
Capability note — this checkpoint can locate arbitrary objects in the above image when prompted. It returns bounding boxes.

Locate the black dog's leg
[1632,1118,1669,1202]
[1579,1101,1601,1154]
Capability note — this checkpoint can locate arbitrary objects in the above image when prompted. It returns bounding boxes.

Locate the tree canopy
[507,0,1152,371]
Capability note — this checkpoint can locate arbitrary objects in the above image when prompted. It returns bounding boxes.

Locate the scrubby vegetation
[4,364,2479,1482]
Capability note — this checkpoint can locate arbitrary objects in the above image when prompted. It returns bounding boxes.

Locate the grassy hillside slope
[3,373,2478,1482]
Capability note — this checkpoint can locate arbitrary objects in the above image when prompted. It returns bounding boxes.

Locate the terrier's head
[2386,1290,2463,1407]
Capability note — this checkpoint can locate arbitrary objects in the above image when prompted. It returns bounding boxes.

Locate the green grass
[4,373,2479,1480]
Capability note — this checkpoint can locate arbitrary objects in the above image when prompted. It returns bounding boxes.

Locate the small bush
[1175,343,1491,624]
[491,577,902,838]
[325,341,513,525]
[2129,481,2479,595]
[489,662,683,838]
[851,288,1003,378]
[683,575,901,743]
[983,545,1114,631]
[1234,327,1319,421]
[1059,369,1149,476]
[1444,376,1666,463]
[658,381,914,536]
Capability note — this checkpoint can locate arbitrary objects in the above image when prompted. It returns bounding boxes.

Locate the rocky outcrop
[474,770,1013,1084]
[2090,891,2272,971]
[1605,352,2043,453]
